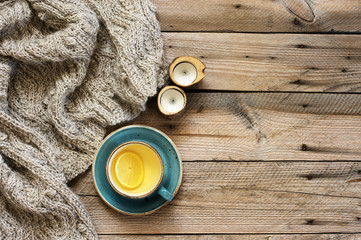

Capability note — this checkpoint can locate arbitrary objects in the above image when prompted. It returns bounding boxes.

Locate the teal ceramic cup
[92,125,182,215]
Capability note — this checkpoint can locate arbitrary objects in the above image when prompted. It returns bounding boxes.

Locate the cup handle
[158,186,174,201]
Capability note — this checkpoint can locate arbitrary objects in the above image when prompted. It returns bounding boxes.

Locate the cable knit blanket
[0,0,166,238]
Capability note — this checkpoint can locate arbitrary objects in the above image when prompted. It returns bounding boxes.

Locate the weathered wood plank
[72,161,361,197]
[154,0,361,32]
[72,162,361,234]
[163,33,361,92]
[99,234,361,240]
[103,93,361,161]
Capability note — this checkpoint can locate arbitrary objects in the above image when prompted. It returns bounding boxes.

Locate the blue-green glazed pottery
[92,125,182,215]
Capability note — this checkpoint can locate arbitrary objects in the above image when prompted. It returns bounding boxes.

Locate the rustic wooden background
[70,0,361,239]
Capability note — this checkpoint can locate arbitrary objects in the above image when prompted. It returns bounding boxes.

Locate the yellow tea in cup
[107,142,163,198]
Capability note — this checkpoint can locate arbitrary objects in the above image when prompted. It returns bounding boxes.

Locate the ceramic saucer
[92,125,182,215]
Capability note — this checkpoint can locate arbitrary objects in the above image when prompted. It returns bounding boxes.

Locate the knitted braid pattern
[0,0,166,239]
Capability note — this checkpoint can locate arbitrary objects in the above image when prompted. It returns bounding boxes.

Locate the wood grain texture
[154,0,361,32]
[73,92,361,235]
[103,92,361,161]
[79,2,361,236]
[73,161,361,198]
[99,234,361,240]
[71,162,361,234]
[163,33,361,92]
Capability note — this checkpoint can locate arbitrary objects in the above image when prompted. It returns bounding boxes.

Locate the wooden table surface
[70,1,361,239]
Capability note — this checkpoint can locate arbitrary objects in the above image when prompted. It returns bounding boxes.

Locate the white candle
[172,62,197,86]
[159,87,186,115]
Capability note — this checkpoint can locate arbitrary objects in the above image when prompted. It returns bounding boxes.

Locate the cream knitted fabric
[0,0,166,239]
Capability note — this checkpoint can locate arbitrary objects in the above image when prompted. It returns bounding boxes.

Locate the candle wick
[170,98,175,104]
[183,71,187,75]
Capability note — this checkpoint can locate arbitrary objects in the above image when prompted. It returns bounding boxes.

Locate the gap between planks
[184,89,361,95]
[162,31,361,35]
[98,233,361,240]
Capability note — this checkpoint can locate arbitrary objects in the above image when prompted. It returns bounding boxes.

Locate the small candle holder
[158,86,187,118]
[169,56,206,87]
